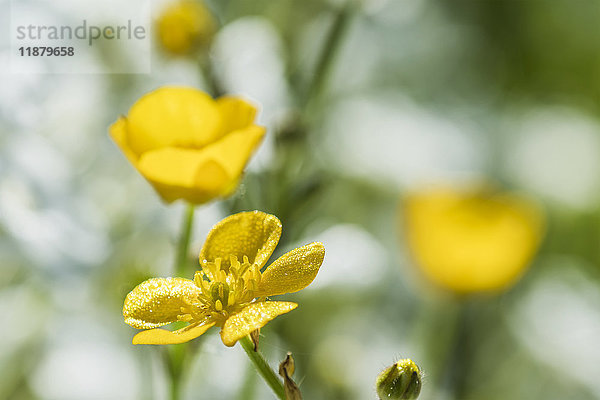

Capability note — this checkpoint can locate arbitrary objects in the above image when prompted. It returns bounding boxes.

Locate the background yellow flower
[110,87,265,204]
[403,186,544,293]
[156,0,216,56]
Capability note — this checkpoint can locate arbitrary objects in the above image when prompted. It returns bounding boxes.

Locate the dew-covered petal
[123,277,201,329]
[220,301,297,347]
[132,321,216,345]
[199,211,281,270]
[256,242,325,297]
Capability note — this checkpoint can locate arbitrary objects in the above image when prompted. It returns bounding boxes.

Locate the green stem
[175,204,195,278]
[165,345,186,400]
[271,4,354,228]
[199,54,224,98]
[303,3,354,105]
[170,373,180,400]
[167,204,196,400]
[240,336,286,400]
[441,300,473,400]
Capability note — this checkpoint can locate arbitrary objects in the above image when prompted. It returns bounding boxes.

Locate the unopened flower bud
[376,359,422,400]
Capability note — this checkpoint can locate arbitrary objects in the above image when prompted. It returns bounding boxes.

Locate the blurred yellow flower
[403,186,544,293]
[123,211,325,346]
[110,87,265,204]
[156,0,216,56]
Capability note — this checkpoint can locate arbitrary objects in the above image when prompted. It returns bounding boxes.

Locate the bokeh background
[2,0,600,399]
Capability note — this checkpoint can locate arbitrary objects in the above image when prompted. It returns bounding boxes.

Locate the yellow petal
[137,147,230,203]
[133,321,216,345]
[199,125,265,188]
[200,211,281,270]
[123,277,201,329]
[256,242,325,297]
[109,116,139,165]
[220,301,297,347]
[126,87,222,156]
[134,124,264,204]
[404,186,544,293]
[216,96,258,136]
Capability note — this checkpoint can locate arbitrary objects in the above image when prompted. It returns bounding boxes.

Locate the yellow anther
[198,283,209,298]
[229,255,240,275]
[227,291,235,307]
[203,257,222,279]
[249,279,257,291]
[238,259,252,277]
[194,271,203,287]
[215,300,223,312]
[218,270,227,282]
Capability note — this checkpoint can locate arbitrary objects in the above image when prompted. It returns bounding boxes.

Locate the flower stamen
[195,254,264,316]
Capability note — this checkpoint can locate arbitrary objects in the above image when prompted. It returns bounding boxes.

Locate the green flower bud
[376,359,422,400]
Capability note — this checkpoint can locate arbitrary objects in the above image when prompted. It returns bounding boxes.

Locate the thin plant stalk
[303,3,354,106]
[240,336,286,400]
[441,299,473,400]
[175,204,196,278]
[168,203,196,400]
[165,345,186,400]
[199,56,224,98]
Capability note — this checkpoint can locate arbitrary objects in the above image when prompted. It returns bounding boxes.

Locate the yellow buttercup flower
[110,87,265,204]
[156,0,216,56]
[403,186,544,293]
[123,211,325,346]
